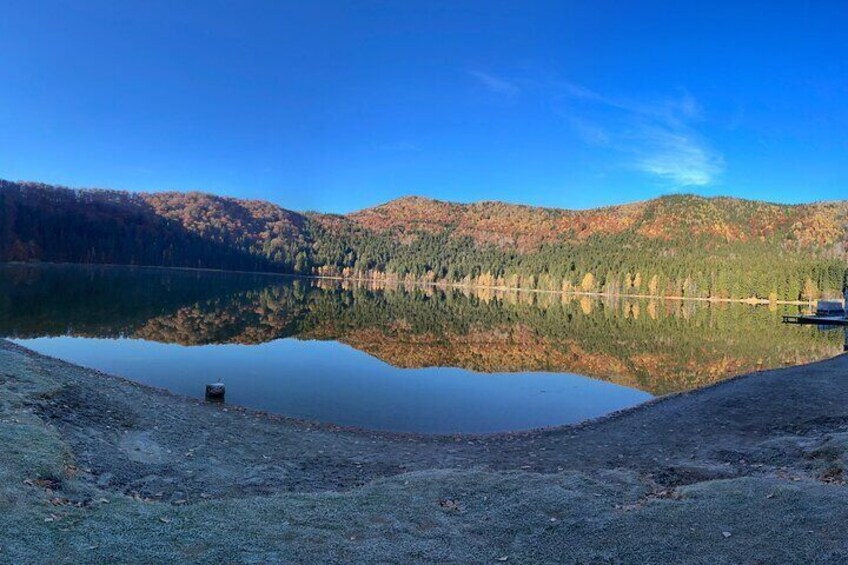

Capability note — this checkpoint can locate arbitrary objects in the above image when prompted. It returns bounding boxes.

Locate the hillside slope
[348,194,847,249]
[2,179,846,300]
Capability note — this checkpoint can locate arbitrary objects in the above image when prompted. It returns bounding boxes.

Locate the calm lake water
[1,264,843,433]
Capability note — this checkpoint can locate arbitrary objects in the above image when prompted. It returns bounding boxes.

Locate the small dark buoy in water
[205,382,225,402]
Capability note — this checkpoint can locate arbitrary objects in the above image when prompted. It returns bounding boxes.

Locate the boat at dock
[816,300,846,317]
[782,314,848,326]
[783,296,848,326]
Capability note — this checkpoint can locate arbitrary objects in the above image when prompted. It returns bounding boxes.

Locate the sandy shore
[2,338,848,563]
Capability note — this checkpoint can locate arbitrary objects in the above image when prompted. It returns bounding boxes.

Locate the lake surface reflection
[1,264,842,433]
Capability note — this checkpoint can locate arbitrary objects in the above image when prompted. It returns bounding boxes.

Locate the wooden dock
[782,315,848,326]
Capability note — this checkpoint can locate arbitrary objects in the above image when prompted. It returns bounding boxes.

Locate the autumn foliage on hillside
[143,191,312,271]
[2,179,846,301]
[350,196,644,250]
[351,194,848,252]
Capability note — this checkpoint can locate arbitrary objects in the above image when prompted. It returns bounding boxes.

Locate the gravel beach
[3,339,848,563]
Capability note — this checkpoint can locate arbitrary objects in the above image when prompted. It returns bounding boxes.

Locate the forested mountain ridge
[348,194,847,250]
[2,179,847,301]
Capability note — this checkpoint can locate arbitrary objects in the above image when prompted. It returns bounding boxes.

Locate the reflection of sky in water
[14,336,651,434]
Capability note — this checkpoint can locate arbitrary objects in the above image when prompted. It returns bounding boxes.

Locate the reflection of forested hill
[0,264,276,339]
[296,288,843,395]
[0,265,843,395]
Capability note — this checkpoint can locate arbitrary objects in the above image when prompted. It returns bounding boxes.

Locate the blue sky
[1,1,846,213]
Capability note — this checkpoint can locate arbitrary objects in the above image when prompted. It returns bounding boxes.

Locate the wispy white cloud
[466,68,722,186]
[633,127,724,186]
[469,71,520,97]
[556,83,724,186]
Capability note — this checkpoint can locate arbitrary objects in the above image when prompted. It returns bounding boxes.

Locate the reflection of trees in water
[0,264,842,395]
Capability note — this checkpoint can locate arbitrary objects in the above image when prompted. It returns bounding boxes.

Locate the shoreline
[7,337,842,443]
[4,339,848,561]
[2,260,829,307]
[6,335,846,452]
